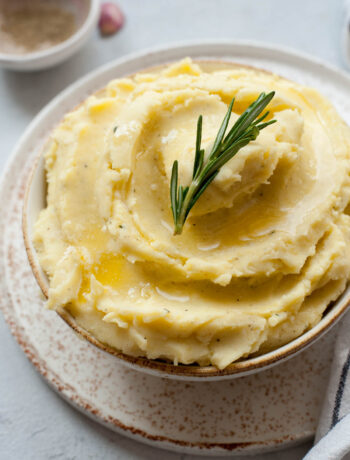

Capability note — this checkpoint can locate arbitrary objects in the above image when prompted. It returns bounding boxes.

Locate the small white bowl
[0,0,100,71]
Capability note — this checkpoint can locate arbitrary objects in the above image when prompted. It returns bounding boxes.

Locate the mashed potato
[34,59,350,369]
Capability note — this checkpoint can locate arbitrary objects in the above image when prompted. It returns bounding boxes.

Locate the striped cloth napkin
[303,311,350,460]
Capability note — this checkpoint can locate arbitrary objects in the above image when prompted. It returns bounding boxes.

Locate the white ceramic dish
[1,40,350,455]
[0,0,100,71]
[22,49,350,381]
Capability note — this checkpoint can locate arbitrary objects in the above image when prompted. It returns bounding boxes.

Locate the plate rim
[2,39,350,455]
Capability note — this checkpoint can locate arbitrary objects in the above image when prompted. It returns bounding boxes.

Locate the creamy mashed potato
[34,59,350,369]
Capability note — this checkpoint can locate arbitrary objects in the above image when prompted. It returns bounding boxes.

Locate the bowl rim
[0,0,100,63]
[22,57,350,379]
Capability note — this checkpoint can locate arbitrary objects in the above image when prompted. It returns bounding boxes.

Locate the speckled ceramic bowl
[22,56,350,381]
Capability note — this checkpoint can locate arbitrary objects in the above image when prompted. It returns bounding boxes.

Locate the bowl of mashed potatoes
[23,58,350,379]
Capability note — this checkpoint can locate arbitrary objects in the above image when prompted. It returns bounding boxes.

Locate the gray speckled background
[0,0,346,459]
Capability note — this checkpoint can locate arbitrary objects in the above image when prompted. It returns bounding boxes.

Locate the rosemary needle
[170,92,276,235]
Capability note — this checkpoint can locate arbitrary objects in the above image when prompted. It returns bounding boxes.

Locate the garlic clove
[99,2,125,36]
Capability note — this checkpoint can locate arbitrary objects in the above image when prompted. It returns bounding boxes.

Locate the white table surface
[0,1,346,459]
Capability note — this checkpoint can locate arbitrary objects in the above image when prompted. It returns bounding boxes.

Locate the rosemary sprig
[170,92,276,235]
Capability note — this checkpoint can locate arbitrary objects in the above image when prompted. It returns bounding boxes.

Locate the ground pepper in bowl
[0,0,77,55]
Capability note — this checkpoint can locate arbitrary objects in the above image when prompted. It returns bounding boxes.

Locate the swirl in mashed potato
[34,59,350,369]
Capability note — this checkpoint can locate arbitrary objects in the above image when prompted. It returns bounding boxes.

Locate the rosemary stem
[170,92,276,235]
[174,179,199,235]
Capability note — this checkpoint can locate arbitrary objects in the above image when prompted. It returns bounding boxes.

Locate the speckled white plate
[1,41,350,456]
